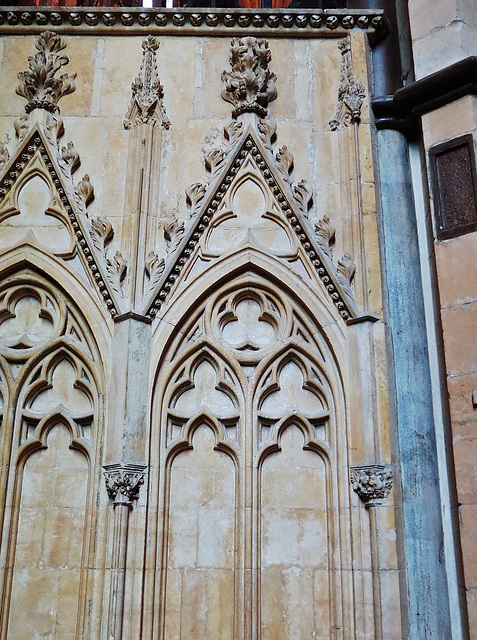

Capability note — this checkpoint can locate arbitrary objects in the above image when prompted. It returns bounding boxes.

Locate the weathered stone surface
[0,26,403,640]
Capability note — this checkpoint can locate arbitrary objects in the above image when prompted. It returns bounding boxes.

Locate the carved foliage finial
[124,35,170,130]
[350,465,393,507]
[329,36,366,131]
[103,464,146,505]
[221,37,277,119]
[16,31,76,114]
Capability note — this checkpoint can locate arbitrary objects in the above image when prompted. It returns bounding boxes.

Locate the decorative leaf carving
[145,250,165,290]
[337,253,356,298]
[16,31,76,114]
[60,141,80,175]
[293,180,313,216]
[186,182,207,214]
[124,35,170,130]
[106,250,127,294]
[164,217,185,256]
[0,138,9,172]
[90,217,114,251]
[276,146,294,181]
[205,148,226,177]
[44,113,64,148]
[75,174,94,208]
[315,215,335,259]
[103,464,146,504]
[224,121,244,151]
[14,114,30,142]
[221,37,277,119]
[257,118,277,152]
[350,465,393,505]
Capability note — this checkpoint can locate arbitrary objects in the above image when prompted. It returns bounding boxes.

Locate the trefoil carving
[103,463,147,505]
[221,37,277,119]
[124,35,170,130]
[350,464,393,506]
[16,31,76,114]
[329,36,366,131]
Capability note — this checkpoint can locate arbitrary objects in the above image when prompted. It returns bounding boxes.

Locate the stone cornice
[0,7,385,40]
[372,56,477,134]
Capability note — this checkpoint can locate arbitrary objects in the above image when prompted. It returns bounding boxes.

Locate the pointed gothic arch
[146,240,360,638]
[0,266,107,640]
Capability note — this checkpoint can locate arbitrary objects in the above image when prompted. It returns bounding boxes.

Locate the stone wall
[0,17,400,639]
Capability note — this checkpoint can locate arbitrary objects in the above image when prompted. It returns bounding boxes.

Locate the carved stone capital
[16,31,76,114]
[350,464,393,506]
[221,37,277,119]
[103,463,146,505]
[124,35,170,130]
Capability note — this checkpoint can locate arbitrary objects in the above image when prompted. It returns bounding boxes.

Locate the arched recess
[0,265,106,640]
[254,349,341,640]
[147,259,355,640]
[151,344,243,640]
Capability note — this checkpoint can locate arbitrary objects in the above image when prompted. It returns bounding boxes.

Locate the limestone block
[460,504,477,589]
[435,232,477,308]
[453,438,477,504]
[158,37,197,129]
[441,302,477,375]
[310,39,342,132]
[447,372,477,434]
[422,96,477,149]
[409,0,477,79]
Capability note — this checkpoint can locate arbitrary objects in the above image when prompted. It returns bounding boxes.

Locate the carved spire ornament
[350,465,393,507]
[329,36,366,131]
[16,31,76,114]
[221,37,277,119]
[124,35,170,130]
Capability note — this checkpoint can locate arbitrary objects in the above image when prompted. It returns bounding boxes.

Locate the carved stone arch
[256,417,337,640]
[258,413,333,463]
[166,412,239,466]
[15,412,90,467]
[150,336,244,640]
[152,248,347,369]
[0,417,92,640]
[0,355,12,426]
[0,264,107,640]
[0,249,113,352]
[146,239,362,639]
[249,324,352,638]
[17,343,97,446]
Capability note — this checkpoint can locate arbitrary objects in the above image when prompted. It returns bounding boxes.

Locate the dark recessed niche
[429,133,477,241]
